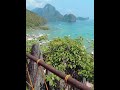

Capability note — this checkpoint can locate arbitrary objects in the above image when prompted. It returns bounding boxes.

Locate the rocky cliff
[32,4,63,22]
[63,14,76,22]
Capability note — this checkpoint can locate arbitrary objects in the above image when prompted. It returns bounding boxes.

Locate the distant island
[63,14,76,22]
[26,9,49,30]
[77,17,89,20]
[32,4,89,22]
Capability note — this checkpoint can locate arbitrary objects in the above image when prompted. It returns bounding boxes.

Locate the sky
[26,0,94,19]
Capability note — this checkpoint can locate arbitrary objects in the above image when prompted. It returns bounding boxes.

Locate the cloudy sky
[26,0,94,19]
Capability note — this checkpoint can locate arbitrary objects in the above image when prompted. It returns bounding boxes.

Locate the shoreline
[26,34,44,40]
[26,34,94,55]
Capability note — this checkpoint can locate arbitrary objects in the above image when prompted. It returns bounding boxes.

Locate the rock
[32,4,64,22]
[32,4,78,22]
[32,4,84,23]
[63,14,76,22]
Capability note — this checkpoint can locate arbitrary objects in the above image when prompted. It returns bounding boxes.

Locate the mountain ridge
[32,4,63,22]
[32,4,89,22]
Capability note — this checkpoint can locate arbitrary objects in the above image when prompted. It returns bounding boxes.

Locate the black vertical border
[94,0,118,90]
[15,0,26,90]
[1,0,26,89]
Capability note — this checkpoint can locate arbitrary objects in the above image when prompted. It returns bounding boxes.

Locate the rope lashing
[26,59,48,90]
[26,64,34,90]
[36,59,42,64]
[26,81,33,88]
[65,75,71,83]
[39,66,49,90]
[36,59,49,90]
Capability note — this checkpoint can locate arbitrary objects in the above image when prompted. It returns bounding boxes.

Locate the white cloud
[26,0,55,9]
[26,0,45,9]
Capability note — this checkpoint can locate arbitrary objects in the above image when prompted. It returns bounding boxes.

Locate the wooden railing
[26,53,91,90]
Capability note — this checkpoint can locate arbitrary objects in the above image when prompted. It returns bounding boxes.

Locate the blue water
[27,20,94,52]
[27,20,94,41]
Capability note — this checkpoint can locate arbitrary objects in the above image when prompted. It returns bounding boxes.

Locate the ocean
[26,20,94,41]
[26,20,94,52]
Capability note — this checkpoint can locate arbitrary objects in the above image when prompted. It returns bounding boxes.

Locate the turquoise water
[27,20,94,41]
[27,20,94,52]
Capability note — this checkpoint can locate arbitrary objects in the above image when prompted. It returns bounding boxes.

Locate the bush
[26,36,94,89]
[43,36,94,87]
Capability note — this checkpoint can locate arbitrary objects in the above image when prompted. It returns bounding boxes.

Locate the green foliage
[26,36,94,88]
[26,87,28,90]
[91,40,94,49]
[37,35,48,41]
[43,36,94,87]
[46,73,60,87]
[26,35,48,53]
[26,39,38,53]
[26,9,49,30]
[39,26,49,30]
